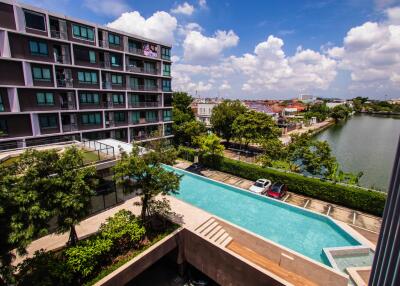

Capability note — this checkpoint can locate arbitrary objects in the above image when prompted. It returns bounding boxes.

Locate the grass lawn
[82,150,102,164]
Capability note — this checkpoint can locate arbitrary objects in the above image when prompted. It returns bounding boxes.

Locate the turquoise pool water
[165,166,361,265]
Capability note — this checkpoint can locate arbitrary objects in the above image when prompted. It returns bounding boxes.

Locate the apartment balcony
[60,101,76,110]
[129,85,159,92]
[100,61,111,69]
[126,65,158,75]
[102,82,112,90]
[62,123,78,132]
[132,132,161,141]
[128,47,144,56]
[54,54,71,65]
[99,40,108,48]
[129,101,160,108]
[57,78,74,88]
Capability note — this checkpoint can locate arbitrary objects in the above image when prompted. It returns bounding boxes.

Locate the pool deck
[173,160,382,239]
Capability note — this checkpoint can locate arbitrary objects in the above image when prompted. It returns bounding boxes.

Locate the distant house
[191,98,221,127]
[243,101,278,118]
[326,101,346,109]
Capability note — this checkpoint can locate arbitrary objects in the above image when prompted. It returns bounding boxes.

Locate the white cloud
[183,30,239,63]
[386,6,400,24]
[171,55,180,62]
[219,81,232,90]
[374,0,399,10]
[199,0,207,9]
[327,9,400,91]
[107,11,177,44]
[177,22,203,37]
[171,2,195,16]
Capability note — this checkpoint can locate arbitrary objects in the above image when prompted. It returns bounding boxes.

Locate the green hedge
[177,146,198,162]
[201,155,386,216]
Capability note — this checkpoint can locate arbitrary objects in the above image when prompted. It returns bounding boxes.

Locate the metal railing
[62,124,78,132]
[128,47,144,55]
[50,29,68,40]
[128,101,160,108]
[60,102,76,110]
[81,139,115,158]
[126,65,158,75]
[129,85,159,91]
[55,54,70,64]
[57,78,73,88]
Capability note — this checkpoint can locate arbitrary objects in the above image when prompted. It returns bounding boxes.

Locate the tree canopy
[113,145,181,222]
[232,110,280,147]
[210,100,247,143]
[195,133,225,156]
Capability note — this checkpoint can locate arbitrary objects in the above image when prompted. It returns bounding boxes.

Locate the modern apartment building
[0,0,173,149]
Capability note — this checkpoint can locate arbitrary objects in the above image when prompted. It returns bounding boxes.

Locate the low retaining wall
[94,228,182,286]
[217,219,349,286]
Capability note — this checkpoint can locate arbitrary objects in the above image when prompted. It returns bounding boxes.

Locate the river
[315,114,400,192]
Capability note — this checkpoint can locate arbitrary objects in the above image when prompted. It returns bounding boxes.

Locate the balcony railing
[50,29,68,40]
[60,102,76,110]
[99,40,108,48]
[129,101,160,108]
[126,65,158,75]
[57,78,73,88]
[132,132,161,141]
[62,124,78,132]
[55,54,70,64]
[129,85,159,91]
[128,47,144,56]
[102,82,112,89]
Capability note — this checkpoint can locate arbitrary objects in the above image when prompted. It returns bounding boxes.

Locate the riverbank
[280,119,334,144]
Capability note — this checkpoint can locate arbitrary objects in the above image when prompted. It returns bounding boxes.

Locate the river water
[315,114,400,192]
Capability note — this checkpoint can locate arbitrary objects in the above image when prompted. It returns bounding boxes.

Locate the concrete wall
[217,219,348,286]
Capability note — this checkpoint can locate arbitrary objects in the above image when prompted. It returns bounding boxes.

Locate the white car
[249,179,272,194]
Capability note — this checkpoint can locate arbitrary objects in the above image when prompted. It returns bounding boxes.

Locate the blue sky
[23,0,400,99]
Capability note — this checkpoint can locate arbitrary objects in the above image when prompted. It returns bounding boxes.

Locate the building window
[163,63,171,76]
[144,79,156,90]
[39,115,58,129]
[24,10,46,31]
[29,40,48,56]
[131,111,140,123]
[161,47,171,60]
[0,119,7,134]
[162,79,171,92]
[89,51,96,63]
[77,71,98,84]
[108,34,120,46]
[112,94,124,104]
[79,93,99,104]
[114,112,125,122]
[144,62,156,74]
[81,113,101,125]
[32,67,51,81]
[72,24,94,41]
[111,74,123,85]
[146,111,157,122]
[0,96,4,112]
[110,54,120,67]
[36,92,54,105]
[163,110,172,121]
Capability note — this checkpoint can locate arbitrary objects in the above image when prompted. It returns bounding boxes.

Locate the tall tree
[210,100,247,143]
[174,120,207,146]
[113,145,181,222]
[52,146,97,246]
[330,104,352,123]
[232,110,280,148]
[195,133,225,156]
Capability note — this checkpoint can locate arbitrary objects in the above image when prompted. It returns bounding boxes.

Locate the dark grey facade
[369,136,400,286]
[0,0,173,149]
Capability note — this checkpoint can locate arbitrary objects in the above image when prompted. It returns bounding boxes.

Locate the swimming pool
[165,165,361,265]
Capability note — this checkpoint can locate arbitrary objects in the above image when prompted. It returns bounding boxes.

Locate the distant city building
[191,97,221,127]
[326,101,347,109]
[0,0,173,149]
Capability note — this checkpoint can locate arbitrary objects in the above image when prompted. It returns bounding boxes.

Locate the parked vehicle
[249,179,272,194]
[267,183,288,199]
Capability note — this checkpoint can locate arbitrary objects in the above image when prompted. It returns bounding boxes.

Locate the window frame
[77,71,98,84]
[0,95,4,112]
[79,93,99,104]
[81,113,101,125]
[163,63,171,76]
[111,74,123,85]
[72,23,95,42]
[39,115,58,129]
[24,10,46,32]
[110,54,120,67]
[88,51,96,63]
[114,111,125,122]
[112,94,125,104]
[32,66,52,81]
[162,79,171,91]
[0,119,8,134]
[36,92,54,106]
[161,47,171,60]
[108,33,121,46]
[29,40,48,56]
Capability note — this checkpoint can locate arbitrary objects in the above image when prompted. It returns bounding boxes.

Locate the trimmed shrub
[201,155,386,216]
